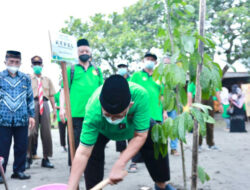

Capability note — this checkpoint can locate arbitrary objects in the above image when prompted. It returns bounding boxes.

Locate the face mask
[103,109,129,125]
[79,54,90,62]
[117,68,128,76]
[33,66,43,75]
[104,115,125,125]
[145,60,155,70]
[6,66,19,74]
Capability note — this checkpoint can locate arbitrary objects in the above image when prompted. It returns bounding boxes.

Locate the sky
[0,0,247,91]
[0,0,137,91]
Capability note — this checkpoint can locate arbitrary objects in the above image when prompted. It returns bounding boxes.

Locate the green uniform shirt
[222,104,230,118]
[54,91,61,122]
[80,82,150,146]
[187,82,220,98]
[126,76,131,81]
[62,64,103,117]
[131,70,163,121]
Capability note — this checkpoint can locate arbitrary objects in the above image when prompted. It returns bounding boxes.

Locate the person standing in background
[0,51,35,183]
[55,89,67,152]
[187,82,223,150]
[26,56,56,169]
[60,38,103,166]
[220,87,230,131]
[117,64,130,81]
[130,52,170,175]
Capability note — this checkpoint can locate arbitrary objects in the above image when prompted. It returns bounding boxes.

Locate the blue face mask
[117,68,128,76]
[145,60,155,70]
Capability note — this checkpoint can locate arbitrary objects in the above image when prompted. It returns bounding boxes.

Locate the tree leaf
[153,143,159,160]
[205,115,216,124]
[190,107,206,136]
[181,35,195,54]
[170,48,180,64]
[198,166,210,184]
[179,87,187,106]
[158,28,166,37]
[185,5,195,14]
[178,113,186,143]
[151,124,160,142]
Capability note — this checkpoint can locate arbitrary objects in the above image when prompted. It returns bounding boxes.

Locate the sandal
[128,163,138,173]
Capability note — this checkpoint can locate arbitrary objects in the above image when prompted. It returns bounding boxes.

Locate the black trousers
[0,126,28,173]
[68,117,83,166]
[84,126,170,190]
[58,121,67,147]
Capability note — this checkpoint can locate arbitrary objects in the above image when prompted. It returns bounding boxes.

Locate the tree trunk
[191,0,206,190]
[162,0,187,189]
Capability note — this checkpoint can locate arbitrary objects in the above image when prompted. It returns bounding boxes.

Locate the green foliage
[198,166,210,184]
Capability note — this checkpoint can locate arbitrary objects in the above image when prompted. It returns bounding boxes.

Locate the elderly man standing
[0,51,35,183]
[26,56,56,169]
[60,38,103,166]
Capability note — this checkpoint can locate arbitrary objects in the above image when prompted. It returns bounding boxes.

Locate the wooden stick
[191,1,206,190]
[90,171,127,190]
[60,61,78,190]
[61,61,75,161]
[90,179,110,190]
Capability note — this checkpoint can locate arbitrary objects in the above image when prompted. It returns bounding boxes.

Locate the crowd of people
[0,38,247,190]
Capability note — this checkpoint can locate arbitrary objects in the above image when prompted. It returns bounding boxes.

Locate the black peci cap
[99,75,131,114]
[77,39,89,47]
[6,50,21,59]
[144,52,157,60]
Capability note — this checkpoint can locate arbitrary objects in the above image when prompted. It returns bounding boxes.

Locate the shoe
[41,158,54,168]
[128,163,138,173]
[155,184,176,190]
[25,158,32,169]
[11,172,30,180]
[170,149,180,156]
[32,155,41,159]
[208,145,218,150]
[0,176,3,184]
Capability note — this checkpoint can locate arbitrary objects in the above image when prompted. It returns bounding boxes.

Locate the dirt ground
[2,114,250,190]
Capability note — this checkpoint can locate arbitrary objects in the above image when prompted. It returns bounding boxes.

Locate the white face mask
[103,109,129,125]
[104,115,125,125]
[6,66,19,74]
[145,60,155,70]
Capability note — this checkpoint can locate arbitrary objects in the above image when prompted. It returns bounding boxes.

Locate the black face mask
[79,54,90,62]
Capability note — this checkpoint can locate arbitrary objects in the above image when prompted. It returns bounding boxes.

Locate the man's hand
[163,110,168,121]
[53,109,57,122]
[29,117,35,130]
[109,161,127,185]
[60,108,66,123]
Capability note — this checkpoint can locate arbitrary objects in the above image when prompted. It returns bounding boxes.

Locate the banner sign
[49,31,77,64]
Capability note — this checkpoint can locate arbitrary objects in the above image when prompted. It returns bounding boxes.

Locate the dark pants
[68,117,83,166]
[84,125,170,190]
[0,126,28,173]
[58,121,67,147]
[199,98,215,146]
[28,101,53,158]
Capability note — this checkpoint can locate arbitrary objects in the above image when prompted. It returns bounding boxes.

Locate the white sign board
[49,31,77,64]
